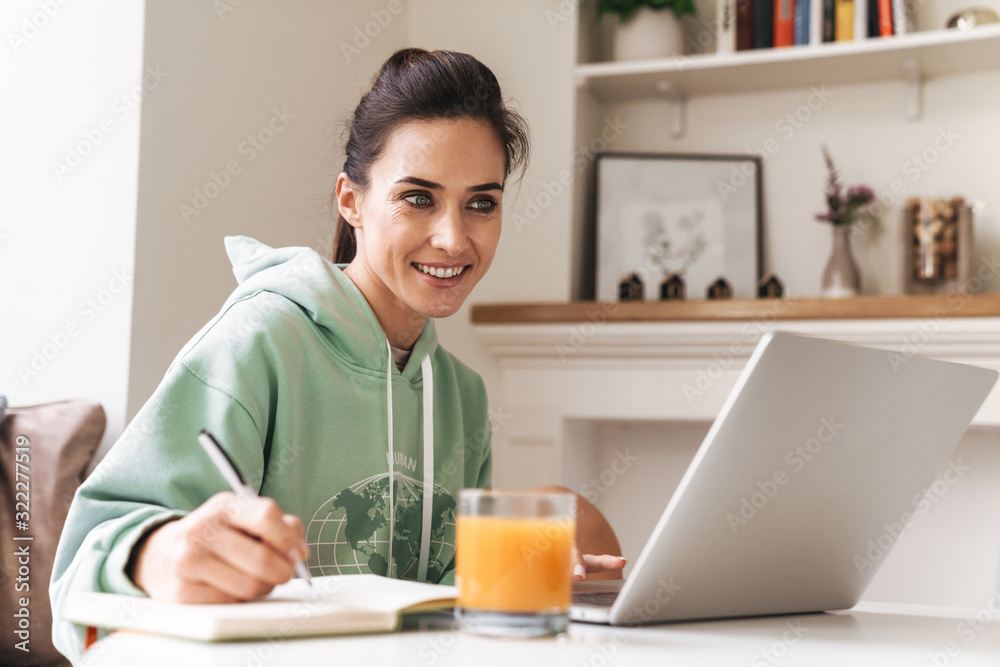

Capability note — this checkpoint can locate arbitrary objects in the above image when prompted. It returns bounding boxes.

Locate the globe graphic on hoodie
[307,472,457,582]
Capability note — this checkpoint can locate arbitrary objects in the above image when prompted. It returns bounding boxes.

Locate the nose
[430,205,471,257]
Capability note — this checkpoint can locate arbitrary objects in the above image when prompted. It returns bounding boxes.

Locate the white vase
[821,225,861,298]
[613,7,685,60]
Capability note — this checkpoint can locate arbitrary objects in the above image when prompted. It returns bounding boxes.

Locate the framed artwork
[593,153,763,301]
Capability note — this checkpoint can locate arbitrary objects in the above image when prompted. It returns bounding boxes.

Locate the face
[337,118,506,345]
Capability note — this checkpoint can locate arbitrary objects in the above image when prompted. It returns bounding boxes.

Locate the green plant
[597,0,696,21]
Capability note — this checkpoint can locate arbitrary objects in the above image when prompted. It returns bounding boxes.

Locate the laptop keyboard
[572,589,621,607]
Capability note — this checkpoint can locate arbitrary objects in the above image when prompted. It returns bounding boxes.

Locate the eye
[469,198,497,213]
[404,193,432,207]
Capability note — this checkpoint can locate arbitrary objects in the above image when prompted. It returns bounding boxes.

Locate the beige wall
[126,0,579,488]
[406,0,578,488]
[127,0,408,418]
[115,0,1000,495]
[604,73,1000,298]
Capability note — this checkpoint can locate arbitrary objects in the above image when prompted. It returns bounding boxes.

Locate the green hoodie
[50,236,492,661]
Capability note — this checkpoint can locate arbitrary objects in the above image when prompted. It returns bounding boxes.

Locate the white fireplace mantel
[473,316,1000,426]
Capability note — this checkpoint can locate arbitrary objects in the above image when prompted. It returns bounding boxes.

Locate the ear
[336,173,363,229]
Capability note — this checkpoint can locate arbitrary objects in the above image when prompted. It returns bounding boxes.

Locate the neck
[343,262,426,350]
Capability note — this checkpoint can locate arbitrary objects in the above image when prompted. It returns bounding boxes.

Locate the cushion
[0,397,105,667]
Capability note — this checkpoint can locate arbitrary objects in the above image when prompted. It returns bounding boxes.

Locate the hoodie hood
[223,235,438,380]
[225,235,442,581]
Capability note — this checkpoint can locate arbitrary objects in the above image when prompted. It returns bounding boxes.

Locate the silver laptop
[571,331,997,626]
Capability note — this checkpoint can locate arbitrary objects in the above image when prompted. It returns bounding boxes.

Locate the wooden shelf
[576,25,1000,100]
[471,294,1000,325]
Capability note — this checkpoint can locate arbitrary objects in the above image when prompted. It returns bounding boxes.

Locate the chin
[413,292,465,319]
[424,302,462,319]
[412,284,474,317]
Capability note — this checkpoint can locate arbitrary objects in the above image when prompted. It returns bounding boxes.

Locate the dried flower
[816,146,876,227]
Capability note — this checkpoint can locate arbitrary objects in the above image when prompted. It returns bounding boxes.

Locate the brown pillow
[0,397,105,667]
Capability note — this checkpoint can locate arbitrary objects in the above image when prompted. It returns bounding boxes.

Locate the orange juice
[456,515,575,613]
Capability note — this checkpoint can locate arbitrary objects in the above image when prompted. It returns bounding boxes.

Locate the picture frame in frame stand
[592,153,763,302]
[901,197,972,295]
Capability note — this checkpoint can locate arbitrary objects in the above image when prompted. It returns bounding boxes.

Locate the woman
[50,48,623,660]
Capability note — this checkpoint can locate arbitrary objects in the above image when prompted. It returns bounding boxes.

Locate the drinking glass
[455,489,576,637]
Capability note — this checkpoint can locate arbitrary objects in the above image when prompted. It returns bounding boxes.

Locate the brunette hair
[332,48,531,264]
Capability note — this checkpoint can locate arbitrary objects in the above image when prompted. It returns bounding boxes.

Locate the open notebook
[63,574,456,641]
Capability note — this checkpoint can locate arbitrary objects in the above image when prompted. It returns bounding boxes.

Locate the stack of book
[716,0,910,53]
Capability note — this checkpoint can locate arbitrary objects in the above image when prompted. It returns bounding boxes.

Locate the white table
[83,601,1000,666]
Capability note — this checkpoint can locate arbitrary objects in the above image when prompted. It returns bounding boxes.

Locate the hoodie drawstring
[385,340,435,582]
[418,354,434,583]
[385,340,396,578]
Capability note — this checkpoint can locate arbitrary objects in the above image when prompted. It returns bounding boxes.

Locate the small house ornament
[660,273,686,301]
[618,272,644,301]
[707,277,732,300]
[758,274,784,298]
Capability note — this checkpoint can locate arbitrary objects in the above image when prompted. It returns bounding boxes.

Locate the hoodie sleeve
[49,361,266,663]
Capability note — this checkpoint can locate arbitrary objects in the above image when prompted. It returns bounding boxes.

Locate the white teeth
[416,263,465,279]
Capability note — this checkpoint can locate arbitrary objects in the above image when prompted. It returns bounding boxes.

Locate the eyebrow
[395,176,504,193]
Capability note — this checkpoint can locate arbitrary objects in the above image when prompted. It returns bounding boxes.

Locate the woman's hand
[571,546,627,582]
[129,492,309,603]
[531,484,626,582]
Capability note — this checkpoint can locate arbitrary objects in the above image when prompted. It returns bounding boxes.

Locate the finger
[180,548,278,601]
[571,544,586,581]
[223,496,306,565]
[581,554,628,573]
[201,528,296,586]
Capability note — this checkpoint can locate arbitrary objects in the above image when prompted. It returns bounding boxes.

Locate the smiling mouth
[413,262,468,279]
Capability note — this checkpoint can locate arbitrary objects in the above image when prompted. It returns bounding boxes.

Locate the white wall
[126,0,408,419]
[602,72,1000,298]
[406,0,579,488]
[0,0,145,460]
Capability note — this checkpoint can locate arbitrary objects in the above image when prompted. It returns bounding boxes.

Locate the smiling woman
[338,118,507,347]
[332,48,529,348]
[49,48,621,665]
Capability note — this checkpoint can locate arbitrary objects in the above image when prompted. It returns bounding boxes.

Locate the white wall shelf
[576,25,1000,134]
[577,25,1000,100]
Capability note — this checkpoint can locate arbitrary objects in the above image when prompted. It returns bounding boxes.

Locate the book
[737,0,754,50]
[62,575,457,642]
[835,0,854,40]
[774,0,794,46]
[794,0,810,45]
[891,0,907,35]
[753,0,774,48]
[822,0,836,41]
[717,0,737,54]
[867,0,881,37]
[878,0,893,35]
[853,0,867,40]
[809,0,824,44]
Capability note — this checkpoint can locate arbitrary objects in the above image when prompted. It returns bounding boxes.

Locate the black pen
[197,430,312,587]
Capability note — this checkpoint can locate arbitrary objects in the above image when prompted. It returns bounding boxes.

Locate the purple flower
[846,185,874,201]
[816,146,876,226]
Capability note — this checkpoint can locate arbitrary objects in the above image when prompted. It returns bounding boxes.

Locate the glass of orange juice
[455,489,576,637]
